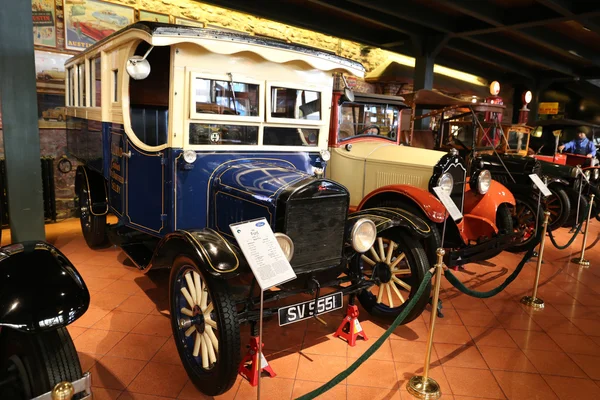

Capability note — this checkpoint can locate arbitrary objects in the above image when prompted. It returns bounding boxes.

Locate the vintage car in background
[42,106,66,121]
[36,68,65,81]
[0,242,91,399]
[327,88,528,269]
[65,22,434,396]
[92,10,129,27]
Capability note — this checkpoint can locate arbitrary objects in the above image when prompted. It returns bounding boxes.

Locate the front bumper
[446,231,521,267]
[31,372,91,400]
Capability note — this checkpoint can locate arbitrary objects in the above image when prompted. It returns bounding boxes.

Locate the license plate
[278,292,343,326]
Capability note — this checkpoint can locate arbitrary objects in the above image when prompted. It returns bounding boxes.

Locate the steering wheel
[360,125,380,135]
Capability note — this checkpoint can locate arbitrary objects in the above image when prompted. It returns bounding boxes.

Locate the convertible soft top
[403,89,505,113]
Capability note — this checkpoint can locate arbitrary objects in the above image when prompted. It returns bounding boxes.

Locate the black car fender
[146,228,248,279]
[0,242,90,333]
[346,207,433,241]
[75,165,108,216]
[545,176,570,187]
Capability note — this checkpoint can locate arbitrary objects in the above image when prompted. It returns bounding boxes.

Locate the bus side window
[128,43,170,147]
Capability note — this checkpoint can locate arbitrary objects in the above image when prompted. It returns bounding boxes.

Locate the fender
[75,165,108,216]
[346,207,433,239]
[463,180,515,223]
[145,228,249,278]
[356,185,447,223]
[0,242,90,333]
[546,177,570,186]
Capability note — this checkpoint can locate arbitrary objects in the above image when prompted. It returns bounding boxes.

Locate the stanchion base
[520,296,545,309]
[571,257,590,268]
[406,375,441,399]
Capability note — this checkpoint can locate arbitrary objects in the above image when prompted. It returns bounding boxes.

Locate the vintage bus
[65,22,433,395]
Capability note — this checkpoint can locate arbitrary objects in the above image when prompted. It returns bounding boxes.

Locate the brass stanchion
[51,381,75,400]
[572,193,595,268]
[406,248,444,400]
[521,211,550,309]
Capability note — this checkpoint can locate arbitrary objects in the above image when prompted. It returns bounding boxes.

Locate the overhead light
[568,50,583,58]
[489,80,500,96]
[471,97,477,103]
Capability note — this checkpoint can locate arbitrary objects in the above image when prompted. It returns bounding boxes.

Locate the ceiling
[198,0,600,86]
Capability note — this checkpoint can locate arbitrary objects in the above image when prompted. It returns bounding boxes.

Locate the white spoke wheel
[169,256,239,397]
[353,231,430,324]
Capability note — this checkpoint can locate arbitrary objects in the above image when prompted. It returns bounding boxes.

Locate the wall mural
[63,0,134,51]
[35,50,71,93]
[32,0,57,48]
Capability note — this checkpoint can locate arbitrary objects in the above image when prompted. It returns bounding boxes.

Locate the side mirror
[343,87,355,103]
[126,56,151,80]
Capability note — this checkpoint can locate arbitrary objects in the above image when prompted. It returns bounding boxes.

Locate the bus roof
[65,22,365,76]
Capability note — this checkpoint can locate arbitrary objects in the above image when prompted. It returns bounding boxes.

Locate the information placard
[230,218,296,290]
[433,186,463,221]
[529,174,552,197]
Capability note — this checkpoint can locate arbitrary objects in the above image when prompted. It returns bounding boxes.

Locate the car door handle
[123,151,132,158]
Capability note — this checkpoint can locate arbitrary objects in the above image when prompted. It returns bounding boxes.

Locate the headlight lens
[274,233,294,262]
[437,173,454,195]
[351,218,377,253]
[320,149,331,162]
[183,150,197,164]
[477,170,492,194]
[594,168,599,180]
[585,170,591,180]
[570,167,578,177]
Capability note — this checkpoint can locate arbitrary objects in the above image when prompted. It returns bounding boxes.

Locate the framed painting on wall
[38,93,67,129]
[35,50,72,92]
[32,0,57,48]
[174,17,205,27]
[139,10,170,23]
[63,0,134,51]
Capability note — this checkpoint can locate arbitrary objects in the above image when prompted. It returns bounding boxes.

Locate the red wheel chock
[238,336,276,386]
[333,304,368,347]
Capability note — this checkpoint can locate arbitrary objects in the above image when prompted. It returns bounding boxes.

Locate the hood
[208,158,315,231]
[339,141,446,168]
[477,154,541,187]
[539,159,575,179]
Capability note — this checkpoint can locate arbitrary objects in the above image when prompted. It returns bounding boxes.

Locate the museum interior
[5,1,600,400]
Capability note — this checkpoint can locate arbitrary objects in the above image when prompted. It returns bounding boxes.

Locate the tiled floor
[6,218,600,399]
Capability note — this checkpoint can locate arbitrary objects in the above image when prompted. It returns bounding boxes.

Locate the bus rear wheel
[77,181,107,248]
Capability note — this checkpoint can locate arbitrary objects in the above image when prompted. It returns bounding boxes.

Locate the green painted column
[0,0,46,241]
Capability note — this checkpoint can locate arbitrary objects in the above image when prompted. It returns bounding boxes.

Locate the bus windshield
[338,102,399,141]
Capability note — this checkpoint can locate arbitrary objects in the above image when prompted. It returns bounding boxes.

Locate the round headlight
[570,167,578,178]
[437,173,454,195]
[594,168,599,180]
[274,233,294,262]
[183,150,197,164]
[351,218,376,253]
[320,149,331,162]
[477,170,492,194]
[585,170,591,180]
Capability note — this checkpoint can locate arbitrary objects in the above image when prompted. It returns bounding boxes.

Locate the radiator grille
[447,164,466,213]
[284,195,347,272]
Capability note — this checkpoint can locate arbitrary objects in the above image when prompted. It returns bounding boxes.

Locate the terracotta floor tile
[492,370,558,400]
[296,354,347,383]
[456,309,500,328]
[263,329,305,352]
[568,353,600,380]
[346,385,401,400]
[443,367,504,399]
[506,329,562,352]
[127,362,188,398]
[347,358,399,389]
[542,375,600,400]
[107,333,168,361]
[73,308,111,328]
[390,339,439,365]
[495,312,542,331]
[465,326,517,348]
[67,325,88,340]
[89,355,147,390]
[423,307,463,326]
[569,318,600,337]
[178,377,242,399]
[78,351,101,372]
[478,346,537,373]
[103,280,146,295]
[390,320,429,341]
[529,315,585,335]
[131,314,172,337]
[291,379,347,400]
[89,387,122,400]
[523,349,587,378]
[116,295,158,314]
[548,332,600,356]
[435,344,487,369]
[74,329,127,355]
[354,319,392,337]
[90,292,132,311]
[87,266,130,280]
[449,295,488,311]
[117,391,175,400]
[263,350,300,379]
[347,336,394,361]
[151,337,183,366]
[432,324,473,345]
[301,332,349,357]
[235,377,295,399]
[92,311,147,333]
